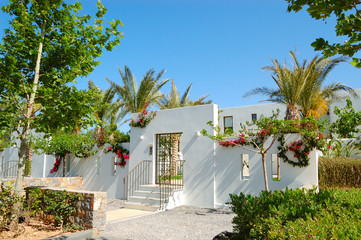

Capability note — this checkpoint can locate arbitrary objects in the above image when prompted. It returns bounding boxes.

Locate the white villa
[1,89,360,209]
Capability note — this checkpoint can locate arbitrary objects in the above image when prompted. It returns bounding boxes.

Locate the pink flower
[143,110,148,115]
[123,154,129,159]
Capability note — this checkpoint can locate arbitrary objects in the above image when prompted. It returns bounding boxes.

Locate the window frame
[223,116,233,132]
[251,113,257,121]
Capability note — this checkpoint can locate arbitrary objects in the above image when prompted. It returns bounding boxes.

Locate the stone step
[138,184,177,193]
[128,195,161,206]
[124,202,159,211]
[132,190,172,198]
[138,184,160,192]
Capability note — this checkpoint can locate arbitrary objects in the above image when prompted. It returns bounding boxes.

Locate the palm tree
[158,79,211,109]
[111,66,169,115]
[158,79,211,175]
[244,51,355,120]
[88,80,124,139]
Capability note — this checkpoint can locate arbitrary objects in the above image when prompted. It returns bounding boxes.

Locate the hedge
[229,188,361,239]
[319,156,361,189]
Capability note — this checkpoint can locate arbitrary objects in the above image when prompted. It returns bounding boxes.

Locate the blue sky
[78,0,360,106]
[1,0,360,132]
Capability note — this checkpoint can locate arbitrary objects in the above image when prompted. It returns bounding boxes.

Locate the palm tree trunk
[285,105,301,121]
[171,135,179,176]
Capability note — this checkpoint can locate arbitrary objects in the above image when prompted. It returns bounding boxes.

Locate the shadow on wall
[62,152,128,199]
[183,136,216,208]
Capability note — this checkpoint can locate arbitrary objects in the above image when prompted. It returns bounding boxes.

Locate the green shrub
[0,183,25,231]
[26,187,81,229]
[42,189,81,229]
[25,187,43,217]
[229,188,361,239]
[319,156,361,189]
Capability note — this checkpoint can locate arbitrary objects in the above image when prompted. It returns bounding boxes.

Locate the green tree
[111,65,169,115]
[33,131,97,177]
[244,51,354,120]
[286,0,361,68]
[330,98,361,138]
[158,79,211,109]
[0,0,122,204]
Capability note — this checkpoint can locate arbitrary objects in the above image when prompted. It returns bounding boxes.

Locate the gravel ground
[102,205,235,240]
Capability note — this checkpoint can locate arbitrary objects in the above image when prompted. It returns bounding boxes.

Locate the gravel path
[102,205,235,240]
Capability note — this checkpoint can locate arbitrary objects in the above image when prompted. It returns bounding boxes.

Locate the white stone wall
[219,103,287,134]
[130,105,319,208]
[130,104,218,207]
[213,134,318,208]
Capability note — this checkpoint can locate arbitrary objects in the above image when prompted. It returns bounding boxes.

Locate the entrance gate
[155,133,185,209]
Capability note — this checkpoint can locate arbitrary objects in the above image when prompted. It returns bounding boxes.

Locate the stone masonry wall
[29,187,107,231]
[0,177,83,190]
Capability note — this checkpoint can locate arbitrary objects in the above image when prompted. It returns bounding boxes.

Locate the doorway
[155,133,183,184]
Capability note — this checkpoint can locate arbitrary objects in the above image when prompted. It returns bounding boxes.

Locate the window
[149,145,153,155]
[224,116,233,132]
[272,154,280,181]
[241,154,250,180]
[96,157,101,175]
[66,155,70,173]
[251,114,257,121]
[112,156,116,176]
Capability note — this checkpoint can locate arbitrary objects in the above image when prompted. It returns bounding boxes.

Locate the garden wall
[34,187,107,230]
[213,134,319,208]
[0,177,83,191]
[130,104,320,208]
[1,143,129,199]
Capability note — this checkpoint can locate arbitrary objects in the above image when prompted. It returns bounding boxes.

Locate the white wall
[213,134,318,208]
[130,104,218,208]
[62,150,129,199]
[1,145,129,199]
[219,103,287,133]
[130,105,319,208]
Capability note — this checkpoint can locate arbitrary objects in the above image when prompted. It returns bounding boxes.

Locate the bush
[26,187,81,229]
[0,183,25,231]
[229,188,361,239]
[319,156,361,189]
[42,189,81,229]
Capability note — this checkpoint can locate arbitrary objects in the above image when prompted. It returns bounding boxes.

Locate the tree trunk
[277,155,281,181]
[171,134,179,176]
[24,146,33,177]
[285,105,301,121]
[261,153,269,191]
[12,19,46,228]
[62,155,66,177]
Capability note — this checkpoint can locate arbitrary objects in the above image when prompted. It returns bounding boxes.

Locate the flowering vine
[129,109,157,128]
[97,136,105,148]
[276,119,326,167]
[219,134,247,147]
[50,156,62,173]
[278,137,312,167]
[103,143,130,168]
